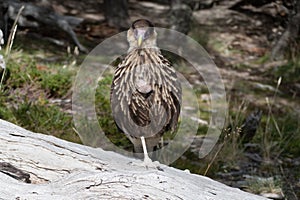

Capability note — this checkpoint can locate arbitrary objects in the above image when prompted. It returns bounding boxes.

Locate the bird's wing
[156,54,182,132]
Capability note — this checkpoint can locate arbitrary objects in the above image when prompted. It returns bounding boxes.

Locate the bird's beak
[136,29,146,47]
[137,35,143,47]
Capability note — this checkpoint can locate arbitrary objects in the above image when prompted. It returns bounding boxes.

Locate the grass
[0,19,299,198]
[244,175,283,195]
[261,77,282,163]
[272,59,300,84]
[201,100,248,176]
[169,67,300,195]
[0,24,80,143]
[11,101,80,142]
[95,74,133,151]
[40,69,74,97]
[257,106,300,160]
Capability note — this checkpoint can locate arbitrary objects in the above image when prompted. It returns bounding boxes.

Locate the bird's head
[127,19,157,49]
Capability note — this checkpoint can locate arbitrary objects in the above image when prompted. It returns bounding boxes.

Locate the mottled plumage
[110,19,181,162]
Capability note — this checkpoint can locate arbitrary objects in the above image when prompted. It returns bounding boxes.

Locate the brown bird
[110,19,181,167]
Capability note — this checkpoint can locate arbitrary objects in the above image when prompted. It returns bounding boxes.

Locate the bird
[110,19,182,167]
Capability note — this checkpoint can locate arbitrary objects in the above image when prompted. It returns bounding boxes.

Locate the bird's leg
[131,136,162,170]
[141,136,152,164]
[128,136,163,170]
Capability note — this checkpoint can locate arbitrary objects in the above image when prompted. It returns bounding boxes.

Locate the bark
[0,119,268,200]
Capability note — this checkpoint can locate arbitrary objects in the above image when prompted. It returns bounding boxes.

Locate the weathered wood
[0,0,87,52]
[0,119,267,199]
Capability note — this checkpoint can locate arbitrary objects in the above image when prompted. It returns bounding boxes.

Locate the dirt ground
[6,0,300,198]
[47,0,299,103]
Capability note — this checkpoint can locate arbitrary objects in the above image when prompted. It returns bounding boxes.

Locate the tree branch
[0,119,267,199]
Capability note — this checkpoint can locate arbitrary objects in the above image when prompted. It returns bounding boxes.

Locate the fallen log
[0,119,267,199]
[0,0,87,52]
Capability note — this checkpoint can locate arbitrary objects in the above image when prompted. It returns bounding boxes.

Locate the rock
[240,110,262,143]
[0,119,268,199]
[0,55,5,69]
[261,193,284,199]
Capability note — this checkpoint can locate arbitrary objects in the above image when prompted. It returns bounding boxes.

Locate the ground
[0,0,299,199]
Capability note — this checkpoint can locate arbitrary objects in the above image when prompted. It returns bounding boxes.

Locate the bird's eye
[133,29,138,38]
[144,30,151,39]
[146,27,154,38]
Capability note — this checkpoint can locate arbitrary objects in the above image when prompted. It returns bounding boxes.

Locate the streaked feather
[110,19,181,153]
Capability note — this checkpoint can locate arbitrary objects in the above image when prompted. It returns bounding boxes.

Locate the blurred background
[0,0,299,199]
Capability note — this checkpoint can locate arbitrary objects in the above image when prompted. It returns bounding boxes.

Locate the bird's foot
[129,136,164,170]
[143,156,163,170]
[130,157,164,171]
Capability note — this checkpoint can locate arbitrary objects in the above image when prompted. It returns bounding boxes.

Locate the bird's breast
[136,79,152,94]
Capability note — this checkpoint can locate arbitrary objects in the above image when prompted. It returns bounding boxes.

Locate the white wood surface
[0,119,267,200]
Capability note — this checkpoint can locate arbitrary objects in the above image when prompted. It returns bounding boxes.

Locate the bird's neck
[128,46,160,54]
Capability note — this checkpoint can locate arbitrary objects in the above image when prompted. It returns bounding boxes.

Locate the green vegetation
[95,74,133,150]
[272,59,300,84]
[0,47,80,143]
[0,19,299,198]
[244,176,282,195]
